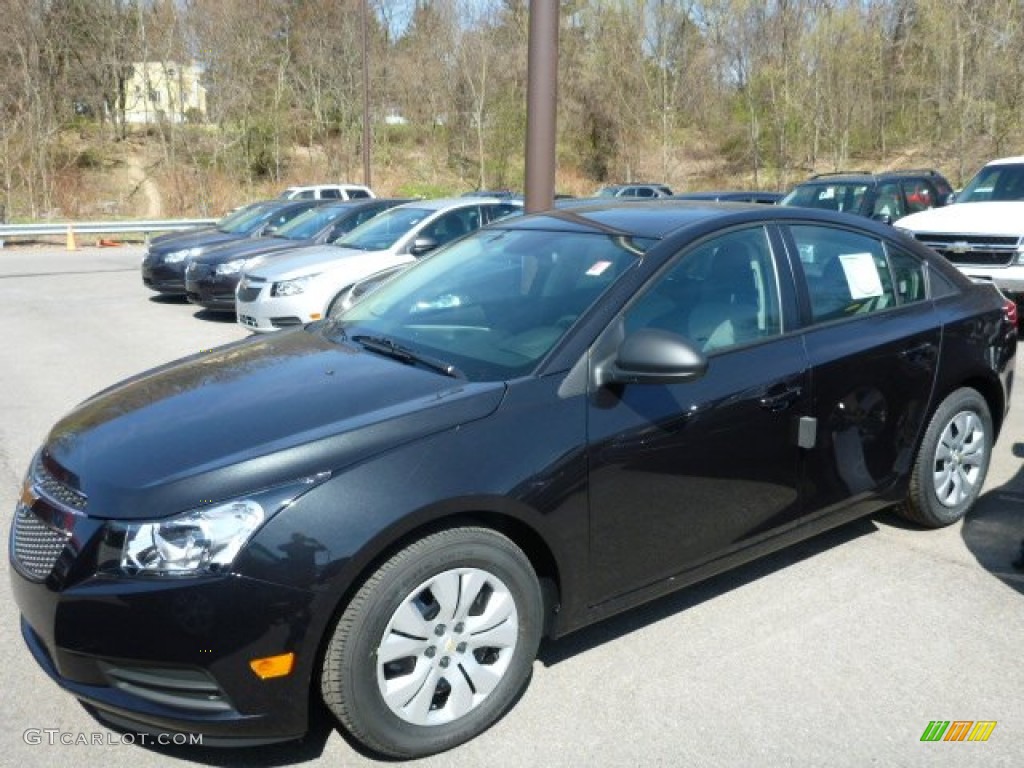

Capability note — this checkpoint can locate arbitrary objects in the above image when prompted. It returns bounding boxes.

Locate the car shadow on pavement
[958,442,1024,595]
[192,308,237,323]
[538,516,878,666]
[147,294,189,304]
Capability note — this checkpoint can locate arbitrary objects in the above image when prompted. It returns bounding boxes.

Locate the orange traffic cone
[66,225,77,251]
[97,238,122,247]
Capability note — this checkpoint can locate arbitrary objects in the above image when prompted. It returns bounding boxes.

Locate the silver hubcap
[376,568,519,726]
[933,410,987,507]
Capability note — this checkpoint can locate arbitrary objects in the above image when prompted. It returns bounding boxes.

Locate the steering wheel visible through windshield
[327,227,652,381]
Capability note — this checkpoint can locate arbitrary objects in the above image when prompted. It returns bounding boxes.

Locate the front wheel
[898,387,993,527]
[320,527,543,758]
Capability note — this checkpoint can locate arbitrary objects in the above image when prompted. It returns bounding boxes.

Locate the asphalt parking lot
[1,244,1021,768]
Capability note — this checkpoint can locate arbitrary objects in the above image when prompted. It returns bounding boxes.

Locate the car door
[784,223,940,515]
[586,225,809,602]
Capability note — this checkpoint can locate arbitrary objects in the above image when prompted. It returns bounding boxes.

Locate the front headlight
[272,273,320,297]
[164,246,202,264]
[216,258,248,275]
[109,473,329,577]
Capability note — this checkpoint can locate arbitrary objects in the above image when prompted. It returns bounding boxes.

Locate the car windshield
[215,203,261,230]
[218,203,278,234]
[781,182,870,214]
[326,227,653,381]
[274,206,349,240]
[956,164,1024,202]
[596,187,621,197]
[335,206,434,251]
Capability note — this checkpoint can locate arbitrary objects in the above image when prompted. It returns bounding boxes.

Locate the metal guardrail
[0,218,219,243]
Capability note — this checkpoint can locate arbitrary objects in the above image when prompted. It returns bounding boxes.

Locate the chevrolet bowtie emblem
[949,241,971,254]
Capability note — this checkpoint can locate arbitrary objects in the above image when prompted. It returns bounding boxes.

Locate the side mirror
[262,224,279,236]
[871,213,893,225]
[599,328,708,386]
[942,191,957,205]
[409,236,440,256]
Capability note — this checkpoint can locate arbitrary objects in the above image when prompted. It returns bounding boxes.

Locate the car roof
[985,156,1024,166]
[796,169,946,184]
[497,200,764,239]
[318,198,410,211]
[393,196,522,211]
[494,198,921,242]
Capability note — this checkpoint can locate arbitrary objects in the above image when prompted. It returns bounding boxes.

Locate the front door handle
[759,385,803,412]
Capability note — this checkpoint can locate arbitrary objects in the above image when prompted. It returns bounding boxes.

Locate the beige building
[123,62,206,124]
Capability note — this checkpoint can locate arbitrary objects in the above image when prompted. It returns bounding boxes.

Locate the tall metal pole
[361,0,372,187]
[525,0,558,213]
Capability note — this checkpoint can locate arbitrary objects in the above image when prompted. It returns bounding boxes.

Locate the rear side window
[791,225,896,323]
[320,188,341,199]
[886,246,928,304]
[347,188,370,199]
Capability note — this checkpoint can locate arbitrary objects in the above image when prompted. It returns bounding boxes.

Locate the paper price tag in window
[838,252,884,299]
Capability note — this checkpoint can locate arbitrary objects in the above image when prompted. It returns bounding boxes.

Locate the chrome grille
[32,454,87,511]
[13,504,69,581]
[914,233,1022,267]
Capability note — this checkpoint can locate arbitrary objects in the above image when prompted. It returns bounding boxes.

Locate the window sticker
[838,252,884,299]
[586,260,612,276]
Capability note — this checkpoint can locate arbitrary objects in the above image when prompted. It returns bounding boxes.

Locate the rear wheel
[898,387,992,527]
[321,527,543,758]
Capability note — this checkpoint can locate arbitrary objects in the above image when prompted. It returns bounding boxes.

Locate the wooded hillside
[2,0,1021,219]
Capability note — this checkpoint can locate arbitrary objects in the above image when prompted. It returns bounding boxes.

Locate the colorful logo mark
[920,721,996,742]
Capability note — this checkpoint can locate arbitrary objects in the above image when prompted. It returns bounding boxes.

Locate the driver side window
[624,227,782,353]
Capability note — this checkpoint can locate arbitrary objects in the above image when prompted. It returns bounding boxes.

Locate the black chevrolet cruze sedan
[11,201,1016,758]
[141,199,327,296]
[184,199,410,312]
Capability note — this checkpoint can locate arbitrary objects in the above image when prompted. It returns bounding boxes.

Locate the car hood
[897,202,1024,236]
[247,245,391,281]
[148,230,243,256]
[193,237,310,265]
[149,227,217,248]
[43,330,504,520]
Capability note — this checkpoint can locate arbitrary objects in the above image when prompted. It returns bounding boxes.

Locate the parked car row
[140,195,524,331]
[20,197,1017,759]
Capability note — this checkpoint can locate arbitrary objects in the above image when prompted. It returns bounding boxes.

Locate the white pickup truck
[897,156,1024,299]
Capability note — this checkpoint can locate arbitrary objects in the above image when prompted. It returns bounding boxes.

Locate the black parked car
[184,199,409,312]
[144,203,264,250]
[141,199,328,296]
[11,201,1016,758]
[780,169,954,223]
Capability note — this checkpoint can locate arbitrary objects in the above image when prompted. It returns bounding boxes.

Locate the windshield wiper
[352,335,464,379]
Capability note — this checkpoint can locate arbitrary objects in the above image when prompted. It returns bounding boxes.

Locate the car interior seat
[686,241,761,351]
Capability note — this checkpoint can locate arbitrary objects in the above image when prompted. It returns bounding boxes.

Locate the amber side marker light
[250,652,296,680]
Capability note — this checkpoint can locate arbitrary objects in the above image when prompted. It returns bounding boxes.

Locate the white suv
[897,156,1024,299]
[280,184,375,201]
[236,197,522,332]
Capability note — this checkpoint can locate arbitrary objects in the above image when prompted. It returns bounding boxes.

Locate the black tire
[320,527,543,758]
[898,387,992,527]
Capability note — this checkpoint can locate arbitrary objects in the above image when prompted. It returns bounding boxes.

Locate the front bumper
[235,279,326,333]
[141,259,187,295]
[11,562,318,744]
[957,264,1024,297]
[185,269,240,312]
